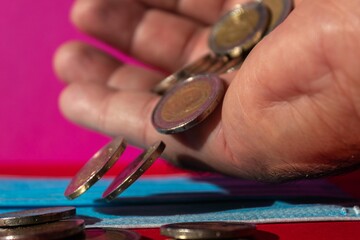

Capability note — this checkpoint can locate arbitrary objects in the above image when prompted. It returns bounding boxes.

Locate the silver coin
[0,219,84,240]
[152,74,224,134]
[209,1,270,57]
[102,141,166,200]
[65,137,127,200]
[0,206,76,227]
[160,221,256,240]
[262,0,293,34]
[84,228,141,240]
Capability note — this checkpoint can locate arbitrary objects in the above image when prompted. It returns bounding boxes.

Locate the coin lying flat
[0,219,84,240]
[0,206,75,227]
[65,137,127,200]
[209,1,270,57]
[152,75,224,134]
[262,0,293,33]
[160,221,256,240]
[84,228,141,240]
[102,141,166,200]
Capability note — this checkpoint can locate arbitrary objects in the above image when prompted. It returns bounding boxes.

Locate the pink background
[0,1,141,172]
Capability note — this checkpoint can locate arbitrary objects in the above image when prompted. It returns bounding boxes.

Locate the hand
[54,0,360,181]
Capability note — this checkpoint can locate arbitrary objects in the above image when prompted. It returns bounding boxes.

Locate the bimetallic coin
[160,221,256,240]
[262,0,293,33]
[209,2,270,57]
[0,219,84,240]
[65,137,127,200]
[102,141,166,200]
[0,206,75,227]
[84,228,141,240]
[152,75,224,134]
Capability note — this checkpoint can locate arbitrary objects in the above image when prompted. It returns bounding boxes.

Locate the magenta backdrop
[0,1,141,169]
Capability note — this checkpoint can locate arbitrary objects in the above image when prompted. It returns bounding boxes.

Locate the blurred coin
[0,219,84,240]
[160,221,256,240]
[262,0,293,33]
[0,206,75,227]
[84,228,140,240]
[152,54,214,95]
[209,1,270,57]
[65,137,127,200]
[215,56,244,74]
[152,75,224,134]
[102,141,166,200]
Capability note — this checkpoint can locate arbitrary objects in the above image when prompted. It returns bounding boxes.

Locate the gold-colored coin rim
[64,137,127,200]
[262,0,294,34]
[208,1,270,57]
[152,74,224,134]
[160,221,257,240]
[0,207,76,227]
[102,141,166,201]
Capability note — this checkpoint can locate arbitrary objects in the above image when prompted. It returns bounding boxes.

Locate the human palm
[54,0,360,181]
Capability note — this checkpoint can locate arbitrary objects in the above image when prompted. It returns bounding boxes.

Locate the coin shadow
[254,230,279,240]
[75,215,102,225]
[93,196,274,217]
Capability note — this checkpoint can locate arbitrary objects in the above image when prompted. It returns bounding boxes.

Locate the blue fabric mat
[0,175,359,228]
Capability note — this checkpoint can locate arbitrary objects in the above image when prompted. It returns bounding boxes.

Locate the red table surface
[1,161,359,240]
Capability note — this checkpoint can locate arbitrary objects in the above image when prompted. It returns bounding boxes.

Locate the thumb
[222,0,360,181]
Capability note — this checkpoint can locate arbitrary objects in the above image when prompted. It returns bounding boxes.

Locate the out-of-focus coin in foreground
[0,219,84,240]
[102,141,166,201]
[262,0,293,33]
[65,137,127,200]
[209,1,270,57]
[84,228,141,240]
[160,221,257,240]
[0,206,75,227]
[152,75,224,134]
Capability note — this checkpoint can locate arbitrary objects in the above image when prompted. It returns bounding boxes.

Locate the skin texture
[54,0,360,182]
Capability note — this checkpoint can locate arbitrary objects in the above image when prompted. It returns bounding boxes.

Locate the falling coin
[65,137,127,200]
[152,74,224,134]
[0,219,84,240]
[84,228,141,240]
[0,206,76,227]
[102,141,166,200]
[262,0,293,33]
[208,1,270,57]
[160,221,257,240]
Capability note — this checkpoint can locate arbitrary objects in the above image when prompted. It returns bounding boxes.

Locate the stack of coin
[152,0,293,134]
[64,137,166,201]
[0,207,141,239]
[160,221,257,240]
[0,207,84,239]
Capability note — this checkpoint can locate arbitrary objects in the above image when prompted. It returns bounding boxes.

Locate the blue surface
[0,175,359,228]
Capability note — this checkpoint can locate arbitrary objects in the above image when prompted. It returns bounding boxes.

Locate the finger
[59,82,236,175]
[108,65,165,90]
[54,41,166,90]
[59,82,159,145]
[222,0,360,180]
[71,0,202,71]
[54,41,120,84]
